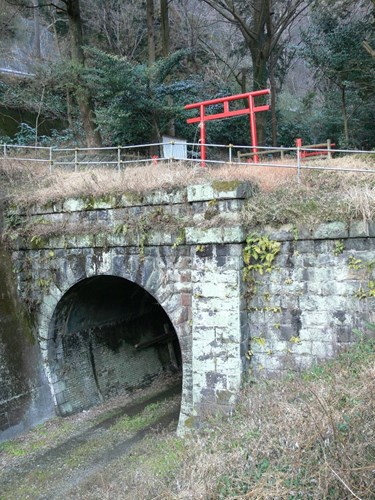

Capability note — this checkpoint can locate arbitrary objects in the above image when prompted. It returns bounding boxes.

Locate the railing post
[296,137,306,158]
[199,104,206,167]
[74,148,78,172]
[281,146,284,160]
[3,144,7,157]
[117,146,121,173]
[228,143,233,164]
[327,139,332,160]
[49,147,53,173]
[296,141,301,183]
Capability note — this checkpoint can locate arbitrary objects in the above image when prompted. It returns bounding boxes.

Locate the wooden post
[165,324,178,370]
[167,342,178,370]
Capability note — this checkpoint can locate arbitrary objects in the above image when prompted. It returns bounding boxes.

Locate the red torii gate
[184,89,270,165]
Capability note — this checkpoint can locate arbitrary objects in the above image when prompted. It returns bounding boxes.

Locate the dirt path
[0,377,182,499]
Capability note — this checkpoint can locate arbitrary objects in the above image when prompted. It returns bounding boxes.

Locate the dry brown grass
[1,156,375,226]
[84,337,374,499]
[0,158,296,205]
[241,159,375,228]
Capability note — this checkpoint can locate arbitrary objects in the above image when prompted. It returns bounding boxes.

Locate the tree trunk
[33,0,41,59]
[66,0,102,147]
[34,84,45,146]
[49,6,75,135]
[248,0,271,145]
[341,84,349,144]
[250,0,271,91]
[240,68,247,94]
[66,90,74,132]
[251,50,268,145]
[269,55,277,146]
[160,0,169,58]
[146,0,156,66]
[146,0,159,152]
[160,0,175,137]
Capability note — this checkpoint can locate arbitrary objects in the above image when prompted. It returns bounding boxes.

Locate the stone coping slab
[14,220,375,251]
[12,189,188,215]
[11,181,255,216]
[187,182,254,202]
[256,221,375,241]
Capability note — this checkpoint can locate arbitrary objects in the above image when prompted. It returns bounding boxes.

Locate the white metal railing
[0,142,374,178]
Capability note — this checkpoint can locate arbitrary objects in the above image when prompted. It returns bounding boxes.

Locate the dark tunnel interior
[48,275,182,415]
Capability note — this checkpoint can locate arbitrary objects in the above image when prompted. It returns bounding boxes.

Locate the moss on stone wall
[211,180,241,192]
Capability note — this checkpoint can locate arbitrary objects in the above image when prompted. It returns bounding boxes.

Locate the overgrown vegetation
[1,333,373,499]
[1,155,375,231]
[242,159,375,228]
[75,332,375,499]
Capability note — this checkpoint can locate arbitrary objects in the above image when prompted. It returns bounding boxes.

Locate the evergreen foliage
[300,9,375,147]
[0,0,374,149]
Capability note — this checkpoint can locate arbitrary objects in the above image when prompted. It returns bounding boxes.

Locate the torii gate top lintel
[185,89,270,164]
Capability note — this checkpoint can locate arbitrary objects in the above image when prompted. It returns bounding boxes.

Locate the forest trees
[63,0,102,146]
[0,0,374,148]
[2,0,102,146]
[200,0,313,144]
[301,3,375,146]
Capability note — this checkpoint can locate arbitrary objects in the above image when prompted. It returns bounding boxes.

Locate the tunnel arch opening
[47,275,182,417]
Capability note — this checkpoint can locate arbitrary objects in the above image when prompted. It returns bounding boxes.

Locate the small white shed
[162,136,187,160]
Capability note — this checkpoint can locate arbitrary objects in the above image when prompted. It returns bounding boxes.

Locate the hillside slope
[1,331,373,499]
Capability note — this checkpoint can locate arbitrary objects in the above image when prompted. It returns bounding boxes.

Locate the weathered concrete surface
[0,205,54,442]
[1,182,375,439]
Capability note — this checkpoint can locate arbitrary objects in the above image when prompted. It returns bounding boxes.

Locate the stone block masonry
[191,243,248,417]
[247,225,375,378]
[5,182,253,435]
[0,241,54,442]
[1,182,374,438]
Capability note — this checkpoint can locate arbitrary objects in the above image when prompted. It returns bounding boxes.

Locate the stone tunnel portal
[47,275,182,417]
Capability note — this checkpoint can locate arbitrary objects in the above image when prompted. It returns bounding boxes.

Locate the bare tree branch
[363,40,375,58]
[6,0,67,13]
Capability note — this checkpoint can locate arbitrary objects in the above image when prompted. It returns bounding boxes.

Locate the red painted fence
[296,138,335,159]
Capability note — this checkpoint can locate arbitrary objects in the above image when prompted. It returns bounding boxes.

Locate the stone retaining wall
[246,223,375,378]
[1,182,374,439]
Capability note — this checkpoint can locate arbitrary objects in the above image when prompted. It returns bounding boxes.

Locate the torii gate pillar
[185,89,270,165]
